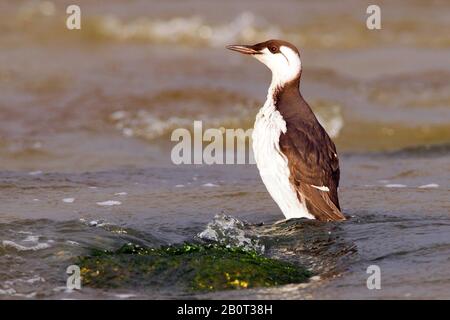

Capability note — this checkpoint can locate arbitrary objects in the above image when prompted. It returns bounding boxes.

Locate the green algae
[77,243,311,292]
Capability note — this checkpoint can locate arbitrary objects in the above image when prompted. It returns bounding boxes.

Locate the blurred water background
[0,0,449,299]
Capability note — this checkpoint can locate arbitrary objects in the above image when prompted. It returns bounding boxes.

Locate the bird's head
[226,39,302,87]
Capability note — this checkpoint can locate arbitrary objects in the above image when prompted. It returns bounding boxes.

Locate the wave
[10,3,450,49]
[86,13,450,49]
[88,12,281,48]
[82,13,450,49]
[108,102,343,141]
[2,238,51,252]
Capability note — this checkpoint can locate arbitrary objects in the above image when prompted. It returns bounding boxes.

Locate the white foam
[202,183,218,187]
[115,293,137,299]
[110,109,252,141]
[28,170,43,176]
[2,240,50,251]
[96,200,122,206]
[62,198,75,203]
[95,12,280,47]
[52,286,74,293]
[110,110,127,120]
[310,276,321,282]
[198,228,219,242]
[197,214,264,253]
[111,229,127,235]
[23,235,39,242]
[114,192,128,196]
[110,105,344,142]
[85,219,110,228]
[385,184,407,188]
[8,276,46,285]
[26,276,45,284]
[13,292,37,298]
[122,128,134,137]
[0,288,16,295]
[418,183,439,189]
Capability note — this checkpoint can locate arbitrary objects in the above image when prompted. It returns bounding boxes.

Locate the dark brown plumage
[227,39,345,221]
[275,78,345,221]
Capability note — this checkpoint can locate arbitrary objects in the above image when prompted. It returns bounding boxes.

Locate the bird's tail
[300,184,346,222]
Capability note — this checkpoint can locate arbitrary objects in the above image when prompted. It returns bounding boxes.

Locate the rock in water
[77,243,311,292]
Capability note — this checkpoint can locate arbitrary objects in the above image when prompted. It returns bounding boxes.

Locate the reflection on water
[0,0,449,299]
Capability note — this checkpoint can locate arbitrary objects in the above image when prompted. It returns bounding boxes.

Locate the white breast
[252,98,314,220]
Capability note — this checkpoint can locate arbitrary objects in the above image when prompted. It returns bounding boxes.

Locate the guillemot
[227,39,345,221]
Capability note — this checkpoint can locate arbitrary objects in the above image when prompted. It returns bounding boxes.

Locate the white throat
[254,46,301,98]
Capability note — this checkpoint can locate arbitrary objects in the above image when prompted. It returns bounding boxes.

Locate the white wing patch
[311,185,330,192]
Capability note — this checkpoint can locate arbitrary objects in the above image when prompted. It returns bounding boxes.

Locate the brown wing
[279,121,345,221]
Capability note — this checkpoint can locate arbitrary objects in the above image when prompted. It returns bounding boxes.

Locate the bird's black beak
[226,44,261,55]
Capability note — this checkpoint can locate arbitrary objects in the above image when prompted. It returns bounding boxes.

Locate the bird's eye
[269,46,278,53]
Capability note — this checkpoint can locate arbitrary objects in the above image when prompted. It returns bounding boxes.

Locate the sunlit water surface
[0,0,449,299]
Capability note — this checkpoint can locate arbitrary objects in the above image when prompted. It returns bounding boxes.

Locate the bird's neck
[269,72,318,123]
[267,74,301,103]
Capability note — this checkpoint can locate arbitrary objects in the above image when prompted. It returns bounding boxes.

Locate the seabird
[227,40,345,221]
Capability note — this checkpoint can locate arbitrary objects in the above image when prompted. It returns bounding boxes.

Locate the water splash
[197,214,265,253]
